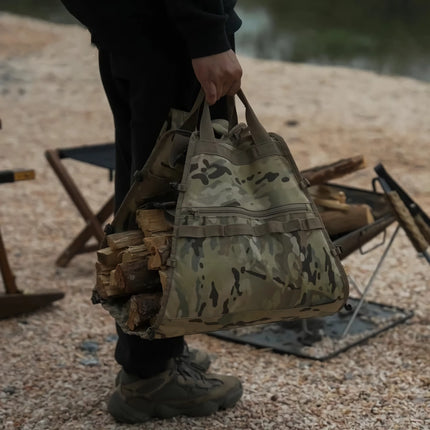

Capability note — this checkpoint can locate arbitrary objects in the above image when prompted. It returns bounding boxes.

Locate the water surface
[2,0,430,81]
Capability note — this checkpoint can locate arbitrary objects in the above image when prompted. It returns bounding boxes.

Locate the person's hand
[192,49,242,105]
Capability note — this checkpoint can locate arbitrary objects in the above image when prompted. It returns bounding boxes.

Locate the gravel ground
[0,13,429,430]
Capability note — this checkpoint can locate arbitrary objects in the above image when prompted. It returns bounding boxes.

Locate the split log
[320,204,374,236]
[121,244,151,263]
[143,235,172,250]
[94,232,172,298]
[136,209,173,236]
[309,184,347,204]
[127,293,162,330]
[144,235,172,270]
[95,261,116,284]
[148,245,171,270]
[113,260,160,295]
[95,266,119,299]
[106,230,144,250]
[97,247,122,267]
[95,273,110,299]
[313,197,350,212]
[301,155,366,186]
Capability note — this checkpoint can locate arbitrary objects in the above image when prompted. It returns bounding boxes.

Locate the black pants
[98,42,231,377]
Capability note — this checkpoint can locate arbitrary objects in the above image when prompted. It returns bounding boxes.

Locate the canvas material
[101,90,349,339]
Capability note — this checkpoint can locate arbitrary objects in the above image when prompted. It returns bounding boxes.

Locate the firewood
[95,262,118,298]
[320,204,374,235]
[309,184,347,204]
[106,230,144,250]
[313,197,350,212]
[136,209,173,236]
[127,293,162,330]
[114,259,160,295]
[95,260,111,275]
[301,155,366,185]
[148,250,162,271]
[95,261,118,288]
[95,273,110,299]
[97,247,122,267]
[143,235,172,250]
[96,260,161,298]
[144,235,172,270]
[95,261,114,288]
[148,245,171,270]
[121,244,151,263]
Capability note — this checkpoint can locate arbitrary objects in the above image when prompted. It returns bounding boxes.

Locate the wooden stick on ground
[301,155,366,185]
[320,204,374,236]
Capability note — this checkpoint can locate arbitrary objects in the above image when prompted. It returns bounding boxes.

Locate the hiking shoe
[108,357,242,423]
[182,344,212,372]
[114,346,211,386]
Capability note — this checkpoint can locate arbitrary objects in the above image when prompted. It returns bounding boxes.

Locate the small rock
[80,357,100,366]
[3,386,16,395]
[80,340,99,353]
[105,334,118,343]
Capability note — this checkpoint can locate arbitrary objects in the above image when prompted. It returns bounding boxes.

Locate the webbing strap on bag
[175,216,323,238]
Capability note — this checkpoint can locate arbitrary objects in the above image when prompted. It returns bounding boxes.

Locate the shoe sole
[107,383,243,423]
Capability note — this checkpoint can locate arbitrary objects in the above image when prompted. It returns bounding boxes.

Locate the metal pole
[347,274,364,297]
[421,250,430,264]
[342,224,401,338]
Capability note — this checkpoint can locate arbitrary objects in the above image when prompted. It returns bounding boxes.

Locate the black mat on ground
[210,298,413,360]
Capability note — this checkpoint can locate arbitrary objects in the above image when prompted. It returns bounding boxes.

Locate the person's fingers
[221,68,242,98]
[192,50,242,104]
[226,78,241,96]
[203,81,218,105]
[212,74,239,104]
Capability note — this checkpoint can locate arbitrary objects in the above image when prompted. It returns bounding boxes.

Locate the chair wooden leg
[56,195,114,267]
[0,228,65,318]
[0,229,19,294]
[45,149,105,239]
[45,148,115,266]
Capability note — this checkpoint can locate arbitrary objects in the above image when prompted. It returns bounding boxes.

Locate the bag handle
[180,88,206,132]
[200,89,272,143]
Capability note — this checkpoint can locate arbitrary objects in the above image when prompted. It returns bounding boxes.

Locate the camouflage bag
[97,90,349,339]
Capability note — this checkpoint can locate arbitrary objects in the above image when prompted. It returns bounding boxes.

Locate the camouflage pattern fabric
[102,90,349,339]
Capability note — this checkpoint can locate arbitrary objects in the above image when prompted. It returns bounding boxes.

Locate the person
[60,0,244,423]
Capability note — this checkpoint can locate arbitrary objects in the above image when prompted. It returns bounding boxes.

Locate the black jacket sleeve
[165,0,232,58]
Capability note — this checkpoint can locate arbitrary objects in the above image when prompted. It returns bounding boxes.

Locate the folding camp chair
[0,168,64,318]
[45,143,115,267]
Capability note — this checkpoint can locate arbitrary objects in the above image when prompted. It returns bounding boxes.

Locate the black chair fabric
[58,143,115,171]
